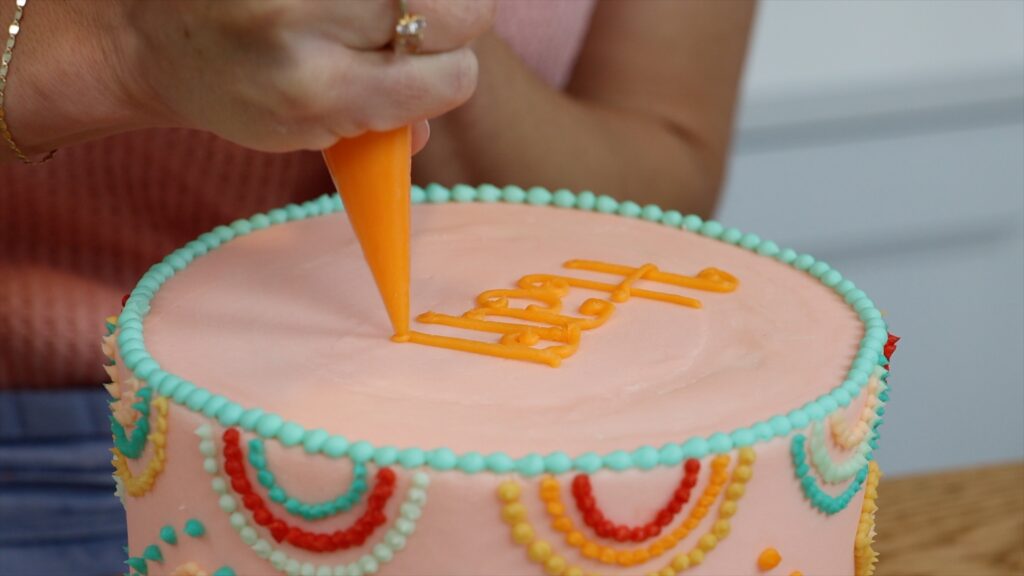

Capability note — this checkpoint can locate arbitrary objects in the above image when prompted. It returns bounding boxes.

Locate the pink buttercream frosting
[144,203,863,456]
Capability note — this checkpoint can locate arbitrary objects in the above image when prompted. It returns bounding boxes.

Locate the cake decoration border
[114,184,890,476]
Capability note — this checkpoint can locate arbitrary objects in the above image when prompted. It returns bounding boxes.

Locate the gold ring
[394,0,426,53]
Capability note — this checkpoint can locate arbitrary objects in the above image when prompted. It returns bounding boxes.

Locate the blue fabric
[0,390,127,576]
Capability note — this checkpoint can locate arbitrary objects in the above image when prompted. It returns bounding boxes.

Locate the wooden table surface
[874,461,1024,576]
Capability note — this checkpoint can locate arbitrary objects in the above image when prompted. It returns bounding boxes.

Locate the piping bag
[322,127,411,340]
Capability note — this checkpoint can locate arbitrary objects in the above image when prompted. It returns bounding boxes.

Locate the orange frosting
[323,128,411,338]
[405,260,737,367]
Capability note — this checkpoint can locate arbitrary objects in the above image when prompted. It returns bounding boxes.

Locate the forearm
[0,0,156,162]
[414,34,722,215]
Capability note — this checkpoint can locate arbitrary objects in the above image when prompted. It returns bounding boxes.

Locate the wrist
[1,0,167,156]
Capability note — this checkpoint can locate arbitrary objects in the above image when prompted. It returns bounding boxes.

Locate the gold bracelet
[1,0,55,164]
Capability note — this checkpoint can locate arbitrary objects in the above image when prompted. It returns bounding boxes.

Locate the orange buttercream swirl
[404,260,737,367]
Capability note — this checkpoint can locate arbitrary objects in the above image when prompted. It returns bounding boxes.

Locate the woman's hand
[124,0,495,153]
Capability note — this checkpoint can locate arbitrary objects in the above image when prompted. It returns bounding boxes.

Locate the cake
[105,185,898,576]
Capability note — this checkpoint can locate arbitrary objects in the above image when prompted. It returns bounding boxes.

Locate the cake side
[106,187,896,576]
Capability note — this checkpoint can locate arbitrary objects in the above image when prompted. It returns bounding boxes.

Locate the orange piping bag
[322,127,411,339]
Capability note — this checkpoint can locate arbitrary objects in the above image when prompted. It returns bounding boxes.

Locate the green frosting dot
[477,183,502,202]
[515,453,545,476]
[699,220,724,238]
[603,450,632,471]
[322,436,349,458]
[543,452,572,474]
[349,441,375,462]
[398,447,426,468]
[632,446,659,470]
[142,544,163,563]
[526,186,553,205]
[617,200,642,218]
[595,195,619,213]
[451,183,477,202]
[640,204,663,222]
[660,210,684,227]
[428,447,457,470]
[216,403,244,427]
[658,443,684,466]
[183,519,205,538]
[502,185,526,203]
[707,433,733,454]
[457,451,486,473]
[552,189,577,207]
[426,183,451,203]
[277,422,305,447]
[576,191,597,210]
[159,525,177,545]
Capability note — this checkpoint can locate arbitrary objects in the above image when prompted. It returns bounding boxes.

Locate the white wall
[721,0,1024,476]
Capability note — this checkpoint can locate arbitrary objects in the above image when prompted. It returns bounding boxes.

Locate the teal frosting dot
[369,446,396,467]
[485,452,515,473]
[201,395,228,419]
[451,183,477,202]
[575,191,597,210]
[502,185,526,203]
[410,185,426,204]
[249,213,271,230]
[349,441,375,462]
[680,436,710,459]
[832,388,853,407]
[183,519,205,538]
[255,413,284,438]
[731,428,756,447]
[617,200,642,218]
[212,568,236,576]
[805,401,827,421]
[721,228,743,244]
[844,289,867,304]
[573,452,602,474]
[216,403,244,427]
[285,203,306,220]
[835,278,856,296]
[515,454,545,477]
[821,269,843,287]
[707,432,733,454]
[125,557,148,575]
[426,183,450,203]
[543,452,572,474]
[793,254,816,270]
[170,380,196,404]
[186,239,209,256]
[770,415,792,436]
[321,436,348,459]
[238,408,264,432]
[739,233,761,250]
[595,195,619,213]
[753,422,775,441]
[699,220,724,238]
[632,446,659,470]
[788,408,810,430]
[552,189,577,208]
[398,448,426,468]
[603,450,633,471]
[756,240,780,257]
[473,183,499,202]
[681,214,704,231]
[164,253,189,270]
[142,544,163,562]
[230,219,253,236]
[457,451,485,473]
[146,370,168,391]
[267,208,288,224]
[158,525,177,545]
[213,225,235,242]
[640,204,663,222]
[184,387,212,412]
[661,210,684,227]
[526,186,553,206]
[277,422,305,447]
[427,447,457,470]
[817,395,839,413]
[659,443,684,466]
[301,429,330,454]
[809,261,831,278]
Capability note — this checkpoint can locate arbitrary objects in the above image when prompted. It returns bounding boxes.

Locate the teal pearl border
[115,185,889,476]
[248,437,369,520]
[790,434,870,515]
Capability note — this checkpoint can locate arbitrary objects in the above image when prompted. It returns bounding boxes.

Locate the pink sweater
[0,0,596,389]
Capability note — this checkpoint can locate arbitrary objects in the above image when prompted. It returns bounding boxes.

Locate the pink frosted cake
[105,185,897,576]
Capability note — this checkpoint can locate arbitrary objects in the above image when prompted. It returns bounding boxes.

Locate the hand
[123,0,495,153]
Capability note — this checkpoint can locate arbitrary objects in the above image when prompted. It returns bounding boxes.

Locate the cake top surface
[142,200,864,457]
